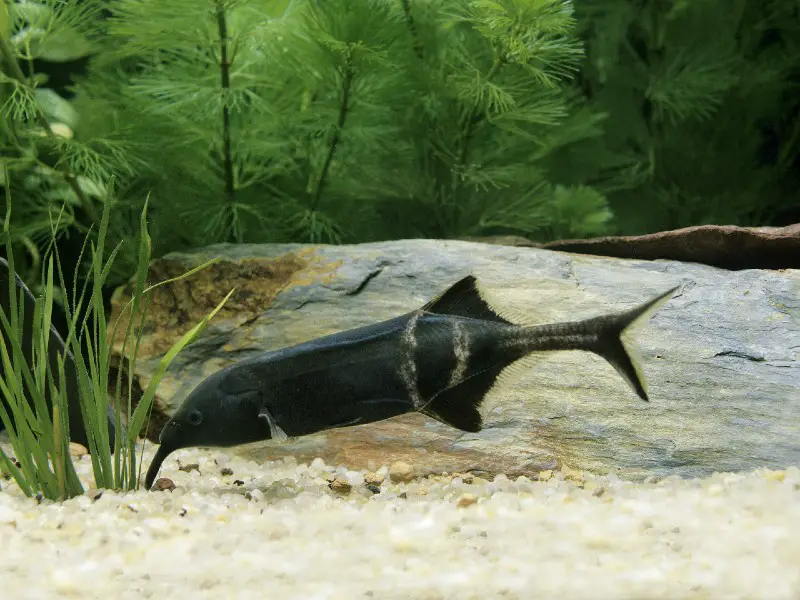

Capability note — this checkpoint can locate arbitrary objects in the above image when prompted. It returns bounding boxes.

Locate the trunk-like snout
[144,419,183,489]
[144,442,176,490]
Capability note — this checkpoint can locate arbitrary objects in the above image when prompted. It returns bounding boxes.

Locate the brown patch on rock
[539,224,800,271]
[107,248,341,359]
[463,225,800,270]
[235,413,553,481]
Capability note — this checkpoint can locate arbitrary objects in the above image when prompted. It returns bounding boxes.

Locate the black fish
[0,257,116,451]
[145,275,678,489]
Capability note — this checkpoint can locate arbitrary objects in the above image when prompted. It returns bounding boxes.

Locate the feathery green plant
[60,0,611,260]
[0,179,233,499]
[375,0,612,239]
[567,0,800,233]
[0,0,140,283]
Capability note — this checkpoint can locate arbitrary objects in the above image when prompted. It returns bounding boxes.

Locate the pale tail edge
[588,285,681,402]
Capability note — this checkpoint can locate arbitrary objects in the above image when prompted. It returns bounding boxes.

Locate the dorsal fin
[421,276,512,324]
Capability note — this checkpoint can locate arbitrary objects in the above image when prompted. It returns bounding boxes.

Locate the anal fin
[420,364,506,433]
[420,354,545,433]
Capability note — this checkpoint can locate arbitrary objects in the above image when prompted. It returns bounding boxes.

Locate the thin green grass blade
[33,257,64,497]
[25,273,59,459]
[0,370,35,496]
[52,359,83,497]
[77,195,126,487]
[75,333,110,487]
[121,195,154,487]
[0,306,39,433]
[0,326,58,497]
[43,257,83,499]
[0,346,35,495]
[52,402,67,500]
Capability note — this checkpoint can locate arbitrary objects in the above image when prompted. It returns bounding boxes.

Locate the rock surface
[109,240,799,481]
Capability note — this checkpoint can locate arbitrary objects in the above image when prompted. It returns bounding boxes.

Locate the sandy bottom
[1,440,798,600]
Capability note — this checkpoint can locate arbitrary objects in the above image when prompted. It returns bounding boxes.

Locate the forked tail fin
[415,276,679,434]
[587,285,680,401]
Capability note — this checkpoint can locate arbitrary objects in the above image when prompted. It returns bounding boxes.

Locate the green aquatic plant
[0,0,138,286]
[60,0,610,259]
[0,183,233,500]
[0,205,83,499]
[568,0,800,233]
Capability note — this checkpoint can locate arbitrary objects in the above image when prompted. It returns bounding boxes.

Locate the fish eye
[187,410,203,426]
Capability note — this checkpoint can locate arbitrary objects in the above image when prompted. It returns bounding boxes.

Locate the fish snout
[145,424,182,490]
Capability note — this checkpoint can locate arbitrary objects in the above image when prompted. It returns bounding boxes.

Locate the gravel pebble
[152,477,175,492]
[455,472,474,484]
[329,477,352,495]
[389,460,414,483]
[85,488,103,501]
[457,493,478,508]
[364,471,384,486]
[0,439,798,599]
[68,442,88,457]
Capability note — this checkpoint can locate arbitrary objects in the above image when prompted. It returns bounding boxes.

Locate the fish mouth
[144,441,177,490]
[144,419,183,490]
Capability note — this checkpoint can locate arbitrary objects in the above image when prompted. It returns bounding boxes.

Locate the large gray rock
[109,240,799,481]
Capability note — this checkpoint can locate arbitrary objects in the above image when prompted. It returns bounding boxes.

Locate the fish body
[145,275,678,489]
[0,257,116,450]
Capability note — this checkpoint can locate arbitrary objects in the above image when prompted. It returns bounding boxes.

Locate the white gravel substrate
[1,441,798,600]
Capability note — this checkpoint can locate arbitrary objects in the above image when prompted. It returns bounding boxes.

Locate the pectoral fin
[258,407,289,443]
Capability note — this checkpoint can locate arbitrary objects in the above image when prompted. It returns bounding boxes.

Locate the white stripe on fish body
[398,310,423,408]
[449,319,470,388]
